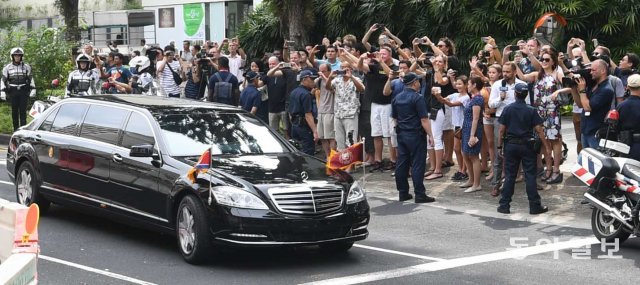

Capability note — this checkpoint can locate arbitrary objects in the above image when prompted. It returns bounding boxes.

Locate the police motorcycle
[573,109,640,243]
[28,79,62,120]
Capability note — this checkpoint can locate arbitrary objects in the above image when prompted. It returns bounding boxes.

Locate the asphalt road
[1,120,639,285]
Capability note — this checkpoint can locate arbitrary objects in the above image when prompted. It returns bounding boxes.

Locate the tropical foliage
[239,0,640,66]
[0,26,74,133]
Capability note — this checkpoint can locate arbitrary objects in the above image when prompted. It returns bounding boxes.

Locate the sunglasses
[541,58,552,63]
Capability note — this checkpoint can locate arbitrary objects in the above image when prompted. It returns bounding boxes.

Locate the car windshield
[156,110,289,156]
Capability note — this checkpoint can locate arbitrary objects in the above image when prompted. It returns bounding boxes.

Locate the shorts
[269,112,288,131]
[442,108,454,131]
[390,126,398,147]
[370,103,392,137]
[483,116,495,125]
[429,109,445,150]
[317,113,335,139]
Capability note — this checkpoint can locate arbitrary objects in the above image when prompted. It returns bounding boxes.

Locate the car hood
[208,152,348,185]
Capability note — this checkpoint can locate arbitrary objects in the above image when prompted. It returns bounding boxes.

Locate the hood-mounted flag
[187,148,211,183]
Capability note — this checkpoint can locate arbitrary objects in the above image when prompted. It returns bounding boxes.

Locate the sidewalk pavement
[351,162,593,227]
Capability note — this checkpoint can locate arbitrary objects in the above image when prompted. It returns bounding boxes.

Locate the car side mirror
[288,139,301,150]
[130,144,154,157]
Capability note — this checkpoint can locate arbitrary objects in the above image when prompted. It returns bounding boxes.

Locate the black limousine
[6,95,369,264]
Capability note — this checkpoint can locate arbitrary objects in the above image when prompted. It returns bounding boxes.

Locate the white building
[141,0,262,48]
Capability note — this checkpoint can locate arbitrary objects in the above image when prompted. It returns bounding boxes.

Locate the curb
[0,134,10,147]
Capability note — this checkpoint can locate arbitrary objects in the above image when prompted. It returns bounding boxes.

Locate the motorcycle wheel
[590,207,631,243]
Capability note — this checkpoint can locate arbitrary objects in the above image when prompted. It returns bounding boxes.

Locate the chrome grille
[268,185,344,215]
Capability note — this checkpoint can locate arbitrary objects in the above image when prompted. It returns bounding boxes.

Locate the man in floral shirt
[327,62,365,150]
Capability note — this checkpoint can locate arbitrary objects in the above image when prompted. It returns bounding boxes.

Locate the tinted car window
[121,112,155,149]
[50,103,88,135]
[80,105,129,144]
[38,106,59,132]
[157,111,287,156]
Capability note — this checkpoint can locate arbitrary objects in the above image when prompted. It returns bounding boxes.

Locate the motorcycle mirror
[51,79,60,88]
[606,109,619,121]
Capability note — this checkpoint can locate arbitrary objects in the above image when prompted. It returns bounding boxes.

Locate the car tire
[319,240,354,252]
[176,195,213,264]
[15,160,50,214]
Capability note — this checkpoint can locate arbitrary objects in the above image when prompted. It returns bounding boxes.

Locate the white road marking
[0,180,12,186]
[302,237,599,285]
[39,255,158,285]
[0,160,5,165]
[354,244,446,262]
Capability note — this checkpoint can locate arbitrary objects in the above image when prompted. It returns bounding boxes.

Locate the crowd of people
[3,24,640,211]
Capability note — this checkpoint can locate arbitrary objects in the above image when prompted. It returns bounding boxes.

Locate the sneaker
[451,171,465,181]
[369,161,383,173]
[383,161,396,172]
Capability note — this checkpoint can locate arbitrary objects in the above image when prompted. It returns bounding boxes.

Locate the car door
[110,111,165,220]
[34,103,89,190]
[68,104,129,202]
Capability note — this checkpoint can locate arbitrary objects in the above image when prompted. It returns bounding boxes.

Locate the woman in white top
[433,76,470,181]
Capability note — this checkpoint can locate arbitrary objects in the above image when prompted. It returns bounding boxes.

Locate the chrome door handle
[112,153,123,163]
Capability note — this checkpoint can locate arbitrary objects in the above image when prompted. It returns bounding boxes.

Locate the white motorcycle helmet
[129,56,151,74]
[76,54,92,71]
[10,47,24,61]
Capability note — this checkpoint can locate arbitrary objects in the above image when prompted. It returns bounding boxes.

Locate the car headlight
[347,181,366,204]
[212,186,269,210]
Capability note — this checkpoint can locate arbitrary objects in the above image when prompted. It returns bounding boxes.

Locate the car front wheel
[177,195,213,264]
[16,161,50,213]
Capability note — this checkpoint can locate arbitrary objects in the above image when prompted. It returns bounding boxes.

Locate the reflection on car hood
[209,153,342,185]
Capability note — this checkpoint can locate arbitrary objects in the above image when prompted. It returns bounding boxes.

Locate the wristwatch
[579,89,587,94]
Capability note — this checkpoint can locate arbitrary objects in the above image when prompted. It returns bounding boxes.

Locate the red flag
[326,142,364,170]
[187,149,211,183]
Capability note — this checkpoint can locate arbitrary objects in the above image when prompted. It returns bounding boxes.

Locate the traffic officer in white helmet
[66,53,100,97]
[128,56,157,96]
[1,47,36,131]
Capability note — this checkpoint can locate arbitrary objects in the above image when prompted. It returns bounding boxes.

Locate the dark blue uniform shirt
[288,85,313,117]
[499,99,544,139]
[581,78,615,136]
[240,84,262,113]
[617,96,640,132]
[392,87,428,132]
[617,96,640,160]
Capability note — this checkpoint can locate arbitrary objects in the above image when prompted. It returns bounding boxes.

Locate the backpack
[214,72,234,105]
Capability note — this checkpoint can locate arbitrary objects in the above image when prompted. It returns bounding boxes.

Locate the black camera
[483,50,491,58]
[335,70,346,76]
[375,23,385,29]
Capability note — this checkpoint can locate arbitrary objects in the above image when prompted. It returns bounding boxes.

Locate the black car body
[6,95,369,263]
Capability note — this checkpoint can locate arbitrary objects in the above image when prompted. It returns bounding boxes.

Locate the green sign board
[183,3,204,38]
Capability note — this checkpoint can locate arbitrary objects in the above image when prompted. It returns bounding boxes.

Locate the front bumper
[209,201,370,246]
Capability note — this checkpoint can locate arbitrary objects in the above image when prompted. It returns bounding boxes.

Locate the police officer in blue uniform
[392,73,436,203]
[497,83,552,214]
[617,74,640,161]
[289,69,319,155]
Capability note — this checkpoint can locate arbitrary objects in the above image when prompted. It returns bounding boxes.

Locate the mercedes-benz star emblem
[300,171,309,181]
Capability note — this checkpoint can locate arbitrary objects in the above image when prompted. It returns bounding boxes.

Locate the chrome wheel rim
[596,209,622,236]
[17,169,32,205]
[178,206,196,255]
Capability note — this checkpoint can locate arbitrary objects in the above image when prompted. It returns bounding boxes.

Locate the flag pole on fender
[207,145,213,205]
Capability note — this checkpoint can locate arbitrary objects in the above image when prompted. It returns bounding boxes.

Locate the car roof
[63,95,243,114]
